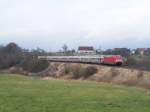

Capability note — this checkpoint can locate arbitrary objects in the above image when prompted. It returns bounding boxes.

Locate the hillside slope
[39,63,150,89]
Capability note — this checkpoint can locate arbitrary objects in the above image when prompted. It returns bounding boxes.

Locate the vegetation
[80,66,98,78]
[0,43,22,69]
[125,55,150,71]
[0,74,150,112]
[0,43,49,73]
[20,49,49,73]
[64,65,98,79]
[125,56,137,66]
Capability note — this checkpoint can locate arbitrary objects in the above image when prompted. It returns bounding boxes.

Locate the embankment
[39,62,150,89]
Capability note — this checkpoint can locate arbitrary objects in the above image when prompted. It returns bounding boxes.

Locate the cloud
[0,0,150,50]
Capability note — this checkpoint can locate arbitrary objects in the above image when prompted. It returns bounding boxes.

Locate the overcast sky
[0,0,150,51]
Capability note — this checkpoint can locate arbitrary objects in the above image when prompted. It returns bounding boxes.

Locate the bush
[0,43,22,69]
[65,65,97,79]
[0,43,49,73]
[80,66,98,79]
[21,59,49,73]
[20,53,49,73]
[126,57,137,66]
[70,65,82,79]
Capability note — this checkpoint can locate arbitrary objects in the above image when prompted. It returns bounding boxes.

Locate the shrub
[20,55,49,73]
[0,43,22,69]
[65,65,98,79]
[63,64,71,74]
[126,57,137,66]
[80,66,98,79]
[140,59,150,70]
[70,65,82,79]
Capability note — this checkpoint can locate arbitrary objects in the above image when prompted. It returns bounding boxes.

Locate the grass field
[0,74,150,112]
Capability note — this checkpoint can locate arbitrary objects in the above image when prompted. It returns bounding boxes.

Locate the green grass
[0,74,150,112]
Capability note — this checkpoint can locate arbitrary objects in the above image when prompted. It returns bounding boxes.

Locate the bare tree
[62,44,68,53]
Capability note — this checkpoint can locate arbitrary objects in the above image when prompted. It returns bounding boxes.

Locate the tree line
[0,43,49,73]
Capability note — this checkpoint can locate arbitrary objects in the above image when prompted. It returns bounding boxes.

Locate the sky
[0,0,150,51]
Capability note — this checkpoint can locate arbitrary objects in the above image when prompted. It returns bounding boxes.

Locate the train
[38,55,123,66]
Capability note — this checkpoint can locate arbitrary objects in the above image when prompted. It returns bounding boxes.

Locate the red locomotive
[101,55,123,66]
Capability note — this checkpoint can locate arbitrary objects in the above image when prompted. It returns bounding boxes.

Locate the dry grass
[40,62,150,89]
